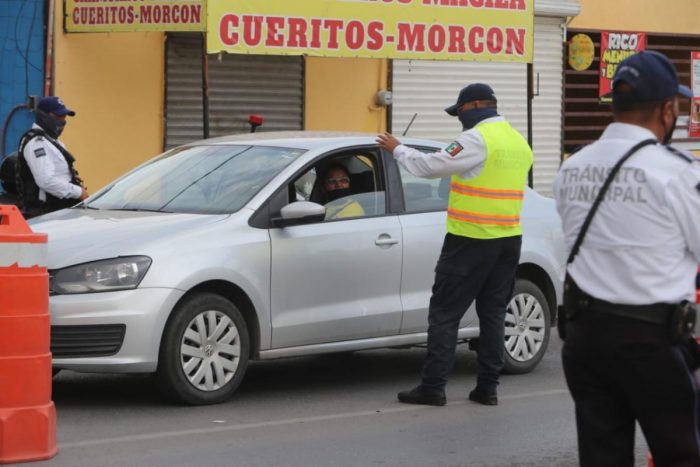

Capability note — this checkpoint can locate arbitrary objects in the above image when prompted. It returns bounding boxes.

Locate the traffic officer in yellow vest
[554,51,700,467]
[377,83,533,406]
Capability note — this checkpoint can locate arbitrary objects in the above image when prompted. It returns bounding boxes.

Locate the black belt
[567,283,672,325]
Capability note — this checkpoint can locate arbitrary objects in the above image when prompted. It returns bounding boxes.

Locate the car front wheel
[157,293,250,405]
[502,278,551,374]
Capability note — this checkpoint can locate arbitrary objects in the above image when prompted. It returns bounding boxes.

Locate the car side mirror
[272,201,326,227]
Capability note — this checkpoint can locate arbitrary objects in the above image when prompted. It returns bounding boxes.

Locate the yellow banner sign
[207,0,533,63]
[65,0,206,32]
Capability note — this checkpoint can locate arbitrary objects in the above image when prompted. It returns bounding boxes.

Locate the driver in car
[321,164,365,220]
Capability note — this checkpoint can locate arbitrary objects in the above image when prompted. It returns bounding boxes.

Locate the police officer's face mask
[35,110,67,138]
[457,106,498,130]
[661,99,679,145]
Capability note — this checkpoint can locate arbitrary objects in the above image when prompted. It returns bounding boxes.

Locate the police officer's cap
[612,50,693,104]
[37,96,76,117]
[445,83,497,116]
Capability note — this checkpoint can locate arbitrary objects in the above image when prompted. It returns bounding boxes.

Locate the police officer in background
[17,96,88,218]
[377,83,533,406]
[554,50,700,466]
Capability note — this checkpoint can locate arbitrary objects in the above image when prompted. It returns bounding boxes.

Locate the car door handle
[375,235,399,246]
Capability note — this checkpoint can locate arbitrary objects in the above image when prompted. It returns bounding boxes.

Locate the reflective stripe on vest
[446,120,533,239]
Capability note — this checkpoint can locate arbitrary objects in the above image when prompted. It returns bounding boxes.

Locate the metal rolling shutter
[165,34,304,149]
[166,34,204,149]
[392,16,567,196]
[530,16,566,195]
[391,59,527,146]
[208,54,304,137]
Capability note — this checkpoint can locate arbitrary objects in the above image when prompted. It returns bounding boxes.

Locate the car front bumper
[50,287,185,373]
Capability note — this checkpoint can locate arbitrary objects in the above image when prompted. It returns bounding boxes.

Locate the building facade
[566,0,700,156]
[3,0,591,195]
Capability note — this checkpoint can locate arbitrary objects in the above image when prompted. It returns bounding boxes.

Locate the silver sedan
[32,132,566,405]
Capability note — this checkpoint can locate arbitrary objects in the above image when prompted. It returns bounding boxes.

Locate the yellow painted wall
[570,0,700,34]
[305,57,388,133]
[53,1,164,192]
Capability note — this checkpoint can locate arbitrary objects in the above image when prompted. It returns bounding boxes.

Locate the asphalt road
[33,338,651,467]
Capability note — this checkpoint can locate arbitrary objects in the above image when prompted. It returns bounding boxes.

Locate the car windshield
[85,144,305,214]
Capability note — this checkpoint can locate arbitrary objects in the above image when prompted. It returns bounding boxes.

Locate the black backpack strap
[664,145,695,163]
[567,138,657,265]
[18,128,45,155]
[20,129,81,186]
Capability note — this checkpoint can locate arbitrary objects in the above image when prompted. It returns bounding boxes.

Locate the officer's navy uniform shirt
[553,122,700,305]
[22,123,82,202]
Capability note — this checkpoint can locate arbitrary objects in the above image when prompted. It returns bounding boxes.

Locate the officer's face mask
[457,106,499,130]
[660,99,679,145]
[35,110,67,139]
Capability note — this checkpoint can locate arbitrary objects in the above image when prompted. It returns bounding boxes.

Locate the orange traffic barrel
[0,205,57,463]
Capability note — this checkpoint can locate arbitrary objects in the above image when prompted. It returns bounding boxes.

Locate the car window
[291,152,386,221]
[398,154,450,213]
[87,145,305,214]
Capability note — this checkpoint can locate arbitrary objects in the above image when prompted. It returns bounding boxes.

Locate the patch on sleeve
[445,141,464,157]
[33,147,46,158]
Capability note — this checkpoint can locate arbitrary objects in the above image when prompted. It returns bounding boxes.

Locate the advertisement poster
[690,51,700,139]
[207,0,534,63]
[65,0,206,32]
[599,31,646,103]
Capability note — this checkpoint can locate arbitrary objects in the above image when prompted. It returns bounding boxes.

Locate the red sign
[690,51,700,139]
[599,31,646,102]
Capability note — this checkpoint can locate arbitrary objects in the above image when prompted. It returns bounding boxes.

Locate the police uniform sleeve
[392,130,486,179]
[666,161,700,263]
[23,137,82,199]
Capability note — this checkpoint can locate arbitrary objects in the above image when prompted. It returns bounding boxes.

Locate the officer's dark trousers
[421,233,521,393]
[563,310,700,467]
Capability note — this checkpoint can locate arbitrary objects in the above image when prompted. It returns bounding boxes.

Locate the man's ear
[663,99,677,117]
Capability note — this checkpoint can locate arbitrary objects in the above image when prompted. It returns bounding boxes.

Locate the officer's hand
[376,132,401,154]
[79,187,89,200]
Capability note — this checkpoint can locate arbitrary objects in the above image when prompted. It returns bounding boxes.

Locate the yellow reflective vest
[446,120,533,239]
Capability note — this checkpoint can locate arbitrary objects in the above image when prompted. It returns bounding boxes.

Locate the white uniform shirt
[392,116,507,178]
[553,122,700,304]
[22,124,82,201]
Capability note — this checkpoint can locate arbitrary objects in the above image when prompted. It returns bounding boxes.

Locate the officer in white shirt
[17,96,88,218]
[378,84,533,407]
[554,51,700,467]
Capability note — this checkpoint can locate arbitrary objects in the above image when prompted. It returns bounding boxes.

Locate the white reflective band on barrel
[0,242,48,268]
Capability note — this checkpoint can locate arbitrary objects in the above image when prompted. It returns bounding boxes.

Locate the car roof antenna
[402,113,418,136]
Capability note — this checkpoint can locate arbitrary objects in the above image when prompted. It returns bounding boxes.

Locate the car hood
[29,208,230,269]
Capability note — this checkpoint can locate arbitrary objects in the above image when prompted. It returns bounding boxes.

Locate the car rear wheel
[502,278,550,374]
[157,293,250,405]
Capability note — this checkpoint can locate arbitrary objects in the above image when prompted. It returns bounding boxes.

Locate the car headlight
[50,256,152,294]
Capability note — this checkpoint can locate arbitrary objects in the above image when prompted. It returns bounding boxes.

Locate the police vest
[446,120,533,239]
[17,129,82,217]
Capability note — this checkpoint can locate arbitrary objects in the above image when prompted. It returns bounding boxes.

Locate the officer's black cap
[37,96,76,117]
[445,83,497,116]
[612,50,693,104]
